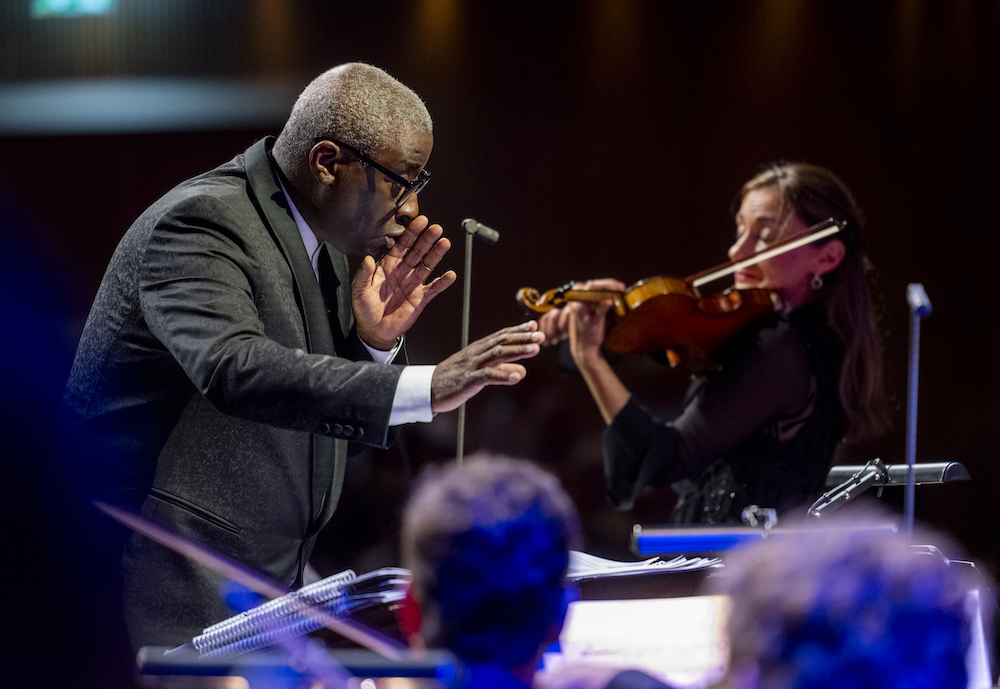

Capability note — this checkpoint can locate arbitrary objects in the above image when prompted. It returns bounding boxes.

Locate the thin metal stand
[456,219,499,464]
[904,283,932,537]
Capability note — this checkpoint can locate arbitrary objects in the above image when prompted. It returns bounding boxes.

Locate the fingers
[421,270,458,300]
[478,320,543,343]
[430,322,544,413]
[583,298,615,322]
[570,300,609,331]
[536,278,623,345]
[468,322,545,365]
[406,225,449,272]
[387,215,428,257]
[568,303,608,360]
[536,310,561,342]
[476,339,543,367]
[452,362,529,386]
[383,216,451,274]
[581,277,627,291]
[450,321,544,363]
[402,268,457,319]
[354,254,377,289]
[430,363,529,413]
[537,307,573,344]
[476,362,528,385]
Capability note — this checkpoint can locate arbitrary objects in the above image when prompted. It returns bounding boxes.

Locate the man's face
[322,129,433,259]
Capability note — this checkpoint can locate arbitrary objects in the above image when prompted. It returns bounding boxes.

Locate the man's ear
[309,140,352,186]
[815,238,846,276]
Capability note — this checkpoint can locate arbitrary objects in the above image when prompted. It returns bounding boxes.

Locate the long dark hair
[738,162,889,442]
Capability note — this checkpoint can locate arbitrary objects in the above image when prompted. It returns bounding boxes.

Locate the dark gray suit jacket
[60,137,404,648]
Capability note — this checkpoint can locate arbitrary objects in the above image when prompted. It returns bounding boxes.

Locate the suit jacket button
[342,424,354,437]
[354,427,364,440]
[320,422,331,434]
[332,423,344,435]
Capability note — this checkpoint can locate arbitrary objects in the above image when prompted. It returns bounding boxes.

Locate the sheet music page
[566,550,721,581]
[554,596,730,689]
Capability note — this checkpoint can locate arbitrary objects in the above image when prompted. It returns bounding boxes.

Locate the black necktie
[316,243,350,352]
[317,244,338,315]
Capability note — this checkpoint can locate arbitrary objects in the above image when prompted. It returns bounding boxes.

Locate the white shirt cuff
[362,337,402,364]
[388,365,435,425]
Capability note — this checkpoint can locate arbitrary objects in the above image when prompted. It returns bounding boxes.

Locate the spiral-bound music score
[194,568,411,659]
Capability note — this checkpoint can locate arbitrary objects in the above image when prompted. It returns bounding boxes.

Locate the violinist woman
[539,163,888,524]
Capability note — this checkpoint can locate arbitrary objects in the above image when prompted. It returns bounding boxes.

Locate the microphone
[462,218,500,244]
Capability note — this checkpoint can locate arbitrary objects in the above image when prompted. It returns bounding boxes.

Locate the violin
[518,278,777,368]
[517,218,842,368]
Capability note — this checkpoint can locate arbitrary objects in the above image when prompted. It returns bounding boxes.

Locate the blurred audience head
[712,510,989,689]
[401,453,581,672]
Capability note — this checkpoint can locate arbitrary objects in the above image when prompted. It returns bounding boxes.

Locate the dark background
[3,1,998,684]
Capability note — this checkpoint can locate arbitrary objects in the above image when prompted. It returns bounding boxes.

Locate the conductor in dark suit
[59,62,544,650]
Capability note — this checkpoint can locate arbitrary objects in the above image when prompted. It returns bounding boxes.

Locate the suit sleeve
[137,194,401,448]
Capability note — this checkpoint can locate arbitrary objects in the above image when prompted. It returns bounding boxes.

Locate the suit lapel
[244,138,344,529]
[244,138,335,358]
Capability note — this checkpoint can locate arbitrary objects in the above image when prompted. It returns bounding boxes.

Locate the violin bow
[687,218,843,293]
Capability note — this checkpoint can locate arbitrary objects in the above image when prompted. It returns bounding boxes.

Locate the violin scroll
[515,284,570,314]
[517,282,629,316]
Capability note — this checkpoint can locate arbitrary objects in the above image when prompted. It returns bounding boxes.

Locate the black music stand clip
[809,459,970,518]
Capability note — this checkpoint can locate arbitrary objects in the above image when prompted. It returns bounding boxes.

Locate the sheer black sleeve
[602,317,815,510]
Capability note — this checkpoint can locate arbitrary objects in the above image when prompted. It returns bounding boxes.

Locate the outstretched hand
[431,321,545,413]
[352,215,457,350]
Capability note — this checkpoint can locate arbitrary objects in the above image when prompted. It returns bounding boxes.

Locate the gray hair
[274,62,432,163]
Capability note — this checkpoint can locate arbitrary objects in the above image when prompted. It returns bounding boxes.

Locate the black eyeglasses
[329,139,431,208]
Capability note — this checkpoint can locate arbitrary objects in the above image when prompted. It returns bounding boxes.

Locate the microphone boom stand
[456,218,499,464]
[904,283,932,537]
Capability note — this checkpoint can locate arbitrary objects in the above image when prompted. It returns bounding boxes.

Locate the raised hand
[352,215,457,350]
[431,321,545,413]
